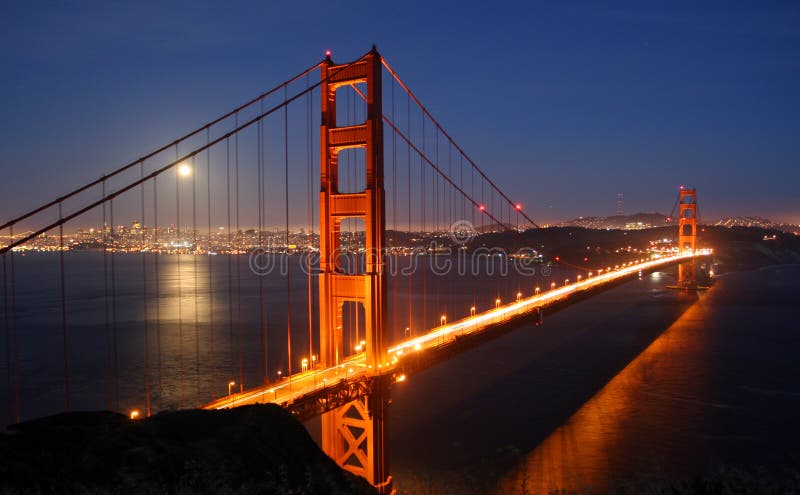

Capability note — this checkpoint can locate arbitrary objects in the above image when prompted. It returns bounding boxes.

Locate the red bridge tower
[318,48,392,492]
[677,187,698,287]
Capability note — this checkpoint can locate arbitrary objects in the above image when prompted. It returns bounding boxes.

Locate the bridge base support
[678,259,696,288]
[668,256,713,291]
[321,379,392,493]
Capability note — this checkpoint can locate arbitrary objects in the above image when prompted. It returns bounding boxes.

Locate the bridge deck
[203,251,709,414]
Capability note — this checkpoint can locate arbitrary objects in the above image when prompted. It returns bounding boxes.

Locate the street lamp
[440,315,446,326]
[130,409,140,420]
[301,358,309,372]
[516,291,522,302]
[228,381,236,397]
[551,282,556,290]
[564,279,569,286]
[577,275,582,282]
[470,306,476,316]
[495,298,501,308]
[277,370,282,380]
[535,287,540,295]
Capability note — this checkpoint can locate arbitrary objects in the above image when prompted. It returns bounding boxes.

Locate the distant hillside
[715,216,799,234]
[557,212,670,230]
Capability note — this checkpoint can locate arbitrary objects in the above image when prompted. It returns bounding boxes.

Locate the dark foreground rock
[0,404,377,494]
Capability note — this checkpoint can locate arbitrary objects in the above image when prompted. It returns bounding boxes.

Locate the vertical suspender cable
[258,100,266,384]
[258,100,269,384]
[460,154,465,220]
[2,250,13,424]
[235,113,243,393]
[10,227,18,422]
[110,199,119,410]
[421,114,427,329]
[58,203,69,411]
[102,182,112,409]
[3,252,10,424]
[175,148,183,408]
[206,128,215,398]
[434,130,440,321]
[306,74,314,365]
[406,91,412,336]
[449,142,453,229]
[447,141,453,317]
[462,169,476,307]
[10,228,18,422]
[285,87,293,383]
[226,137,234,387]
[192,155,199,397]
[481,179,485,234]
[153,176,162,405]
[262,113,269,381]
[140,162,151,416]
[391,69,398,342]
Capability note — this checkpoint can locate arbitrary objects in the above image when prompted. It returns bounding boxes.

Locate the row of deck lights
[234,254,707,412]
[425,255,657,339]
[200,255,670,414]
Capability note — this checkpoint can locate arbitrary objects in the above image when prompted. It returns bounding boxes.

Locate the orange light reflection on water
[496,290,713,494]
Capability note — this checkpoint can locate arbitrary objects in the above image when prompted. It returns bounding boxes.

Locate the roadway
[202,250,710,411]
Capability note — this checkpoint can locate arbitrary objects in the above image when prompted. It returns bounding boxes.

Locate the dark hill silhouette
[0,404,377,494]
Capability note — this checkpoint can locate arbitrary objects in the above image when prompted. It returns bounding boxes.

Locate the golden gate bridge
[0,47,708,492]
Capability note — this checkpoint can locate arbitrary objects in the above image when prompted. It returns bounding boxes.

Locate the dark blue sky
[1,1,798,225]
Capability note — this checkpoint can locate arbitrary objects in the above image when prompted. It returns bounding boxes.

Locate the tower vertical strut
[318,48,392,492]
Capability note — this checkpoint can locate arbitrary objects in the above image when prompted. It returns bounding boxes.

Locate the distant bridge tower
[318,48,391,492]
[616,193,624,216]
[677,187,698,287]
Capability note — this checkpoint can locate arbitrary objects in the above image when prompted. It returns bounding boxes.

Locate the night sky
[1,1,798,225]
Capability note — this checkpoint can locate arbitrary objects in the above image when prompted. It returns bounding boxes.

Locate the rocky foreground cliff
[0,404,377,494]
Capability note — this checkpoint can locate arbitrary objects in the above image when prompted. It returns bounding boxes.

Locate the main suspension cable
[381,58,539,228]
[0,61,326,233]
